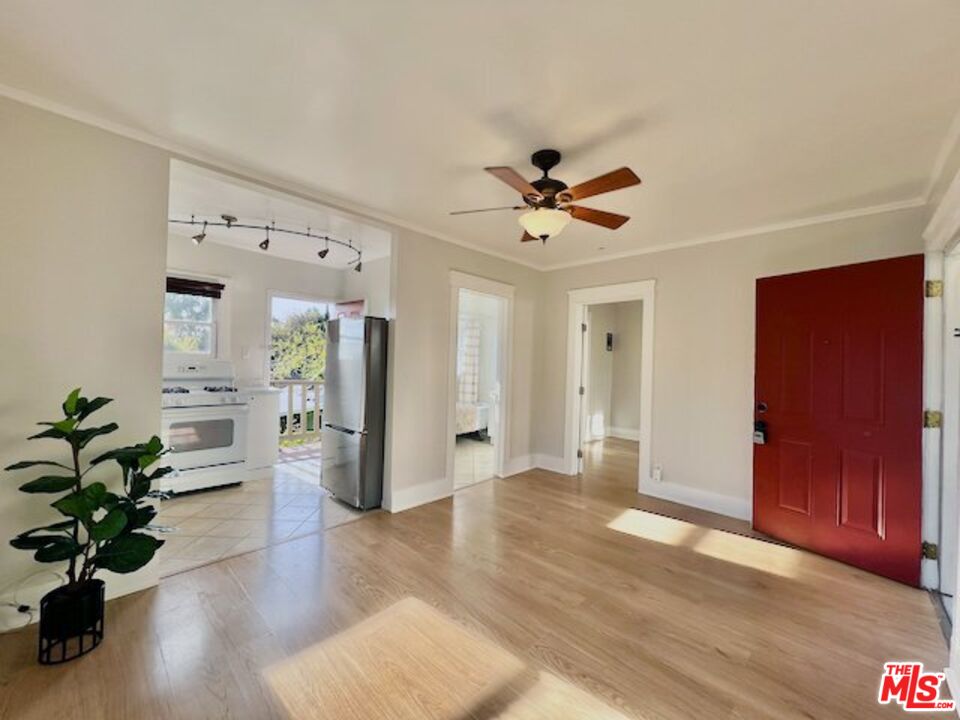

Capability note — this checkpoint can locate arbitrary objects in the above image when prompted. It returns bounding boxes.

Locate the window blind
[166,276,225,299]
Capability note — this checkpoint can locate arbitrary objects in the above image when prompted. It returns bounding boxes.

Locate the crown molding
[540,197,927,271]
[0,82,542,272]
[0,82,935,275]
[925,104,960,203]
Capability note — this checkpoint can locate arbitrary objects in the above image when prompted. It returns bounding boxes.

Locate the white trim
[386,478,451,513]
[638,479,752,521]
[0,84,938,275]
[0,83,542,272]
[163,266,231,362]
[503,455,534,477]
[565,281,656,493]
[923,252,946,590]
[925,168,960,254]
[940,252,960,601]
[533,455,568,474]
[607,427,641,441]
[541,198,926,271]
[925,104,960,202]
[445,272,515,494]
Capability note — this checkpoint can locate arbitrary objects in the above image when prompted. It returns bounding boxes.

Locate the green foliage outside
[163,293,213,353]
[271,308,328,381]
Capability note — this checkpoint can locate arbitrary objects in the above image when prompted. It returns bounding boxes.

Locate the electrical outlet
[652,464,663,483]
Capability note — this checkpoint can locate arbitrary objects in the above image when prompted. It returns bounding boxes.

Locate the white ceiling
[168,161,391,268]
[2,1,959,269]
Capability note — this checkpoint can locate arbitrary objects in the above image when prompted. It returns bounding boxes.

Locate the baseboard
[387,477,452,513]
[606,427,640,441]
[533,454,570,475]
[638,479,751,521]
[503,455,534,477]
[0,566,159,631]
[922,557,940,590]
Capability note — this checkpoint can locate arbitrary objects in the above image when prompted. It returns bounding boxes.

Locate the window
[164,277,224,356]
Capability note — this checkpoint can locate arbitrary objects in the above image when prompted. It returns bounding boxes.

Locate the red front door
[753,255,924,585]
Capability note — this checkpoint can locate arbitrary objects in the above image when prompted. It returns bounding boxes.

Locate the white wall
[167,233,348,386]
[585,301,643,442]
[585,304,615,440]
[341,255,393,319]
[385,228,540,511]
[0,98,169,625]
[610,301,643,438]
[535,207,927,516]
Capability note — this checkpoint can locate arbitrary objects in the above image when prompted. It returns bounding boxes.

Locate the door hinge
[577,449,583,459]
[922,541,939,560]
[923,410,943,429]
[581,322,587,333]
[579,386,585,396]
[925,280,943,298]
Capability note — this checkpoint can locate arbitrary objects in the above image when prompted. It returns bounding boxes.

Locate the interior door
[753,255,924,585]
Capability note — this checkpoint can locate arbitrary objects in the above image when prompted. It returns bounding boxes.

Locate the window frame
[164,273,228,361]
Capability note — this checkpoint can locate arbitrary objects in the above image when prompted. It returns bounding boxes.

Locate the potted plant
[5,388,169,664]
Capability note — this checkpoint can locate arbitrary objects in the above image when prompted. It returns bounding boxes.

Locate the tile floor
[454,435,496,489]
[154,454,365,577]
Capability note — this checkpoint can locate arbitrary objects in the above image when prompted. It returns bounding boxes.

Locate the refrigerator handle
[324,423,357,435]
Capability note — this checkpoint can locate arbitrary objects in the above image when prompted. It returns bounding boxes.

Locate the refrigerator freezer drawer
[321,425,361,508]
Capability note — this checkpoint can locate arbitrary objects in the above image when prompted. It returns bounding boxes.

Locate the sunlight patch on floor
[606,509,801,578]
[263,596,630,719]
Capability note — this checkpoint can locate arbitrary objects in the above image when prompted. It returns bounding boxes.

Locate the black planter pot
[38,578,105,665]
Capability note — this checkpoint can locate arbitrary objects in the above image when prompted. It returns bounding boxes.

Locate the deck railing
[272,380,322,441]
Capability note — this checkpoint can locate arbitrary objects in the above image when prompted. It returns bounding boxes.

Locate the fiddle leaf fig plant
[6,388,169,586]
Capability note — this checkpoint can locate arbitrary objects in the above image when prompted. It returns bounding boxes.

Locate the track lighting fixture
[169,215,362,266]
[191,220,207,245]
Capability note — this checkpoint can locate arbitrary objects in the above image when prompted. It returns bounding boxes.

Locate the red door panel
[753,255,923,585]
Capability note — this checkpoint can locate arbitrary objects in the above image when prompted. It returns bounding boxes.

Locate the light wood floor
[0,438,947,719]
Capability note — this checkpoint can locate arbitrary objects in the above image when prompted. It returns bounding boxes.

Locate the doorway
[753,255,924,585]
[447,273,513,491]
[579,301,644,479]
[268,293,335,463]
[565,281,656,489]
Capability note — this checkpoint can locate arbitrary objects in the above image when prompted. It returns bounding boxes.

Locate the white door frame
[564,280,655,490]
[445,271,514,492]
[940,251,960,600]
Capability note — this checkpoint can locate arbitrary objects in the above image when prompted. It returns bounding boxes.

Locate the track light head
[192,220,207,245]
[259,227,270,251]
[354,260,362,273]
[221,214,237,228]
[317,248,329,259]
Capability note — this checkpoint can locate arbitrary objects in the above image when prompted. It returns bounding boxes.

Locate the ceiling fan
[451,149,641,243]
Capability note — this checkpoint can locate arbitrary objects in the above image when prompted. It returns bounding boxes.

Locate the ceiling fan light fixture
[518,208,571,242]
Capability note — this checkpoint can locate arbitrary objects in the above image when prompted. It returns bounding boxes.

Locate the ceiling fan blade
[520,231,539,242]
[564,167,641,201]
[450,206,525,215]
[567,205,631,230]
[485,167,542,199]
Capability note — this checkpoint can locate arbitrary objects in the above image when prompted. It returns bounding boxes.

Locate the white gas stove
[161,359,248,494]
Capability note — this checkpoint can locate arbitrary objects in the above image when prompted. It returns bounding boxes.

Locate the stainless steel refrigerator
[321,316,388,509]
